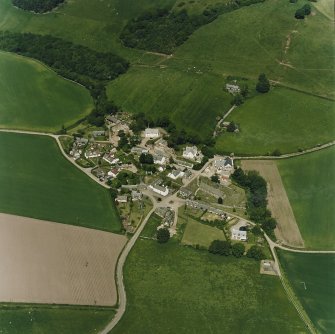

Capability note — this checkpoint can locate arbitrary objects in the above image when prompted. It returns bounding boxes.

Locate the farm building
[179,188,193,199]
[115,195,128,203]
[153,154,166,165]
[182,146,203,161]
[145,128,160,138]
[149,184,169,197]
[214,156,234,173]
[168,169,184,180]
[131,146,149,155]
[226,83,240,94]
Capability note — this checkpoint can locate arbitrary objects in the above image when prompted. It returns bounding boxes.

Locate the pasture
[0,304,114,334]
[0,213,126,306]
[277,251,335,334]
[0,52,92,132]
[107,66,232,139]
[181,219,226,248]
[0,132,121,232]
[215,88,335,155]
[111,238,306,333]
[277,146,335,250]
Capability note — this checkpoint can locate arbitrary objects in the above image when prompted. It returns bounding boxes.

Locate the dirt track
[241,160,304,248]
[0,213,126,306]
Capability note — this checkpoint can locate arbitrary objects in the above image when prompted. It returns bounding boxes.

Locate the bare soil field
[0,213,127,306]
[241,160,304,248]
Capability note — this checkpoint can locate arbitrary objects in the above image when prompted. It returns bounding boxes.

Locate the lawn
[0,304,114,334]
[111,238,307,334]
[276,146,335,250]
[0,52,92,132]
[0,132,121,232]
[107,66,232,139]
[277,251,335,334]
[141,213,162,238]
[173,0,335,99]
[215,87,335,155]
[182,219,226,248]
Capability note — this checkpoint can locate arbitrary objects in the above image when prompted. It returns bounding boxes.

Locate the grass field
[111,238,306,334]
[277,251,335,334]
[277,146,335,250]
[0,132,121,232]
[0,304,114,334]
[215,88,335,155]
[107,66,232,139]
[0,52,92,132]
[173,0,335,98]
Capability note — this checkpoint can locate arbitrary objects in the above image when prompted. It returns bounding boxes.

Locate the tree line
[0,32,129,127]
[231,168,277,237]
[120,0,264,54]
[12,0,64,13]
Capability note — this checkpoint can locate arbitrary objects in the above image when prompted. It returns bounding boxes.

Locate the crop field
[0,213,126,306]
[0,52,92,132]
[215,87,335,155]
[241,160,304,248]
[277,251,335,334]
[0,304,114,334]
[111,238,306,334]
[182,219,226,248]
[277,146,335,250]
[107,66,232,139]
[0,132,121,232]
[173,0,335,98]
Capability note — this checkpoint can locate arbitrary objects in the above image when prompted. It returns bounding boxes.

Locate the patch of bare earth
[241,160,304,248]
[0,213,127,306]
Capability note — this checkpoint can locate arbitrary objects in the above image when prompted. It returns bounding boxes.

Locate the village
[58,110,263,251]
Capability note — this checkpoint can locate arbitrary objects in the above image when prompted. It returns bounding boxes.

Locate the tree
[302,3,311,15]
[218,197,223,204]
[295,8,305,19]
[240,83,249,98]
[261,217,277,234]
[231,94,244,106]
[211,174,220,183]
[272,149,281,156]
[139,153,154,164]
[209,240,231,256]
[232,243,245,257]
[226,121,237,132]
[256,73,270,93]
[157,228,170,243]
[247,245,265,260]
[251,225,262,235]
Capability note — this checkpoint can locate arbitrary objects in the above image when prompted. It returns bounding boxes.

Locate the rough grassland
[111,239,307,334]
[173,0,335,98]
[277,251,335,334]
[277,146,335,250]
[215,88,335,155]
[107,66,232,139]
[0,304,114,334]
[0,132,121,232]
[182,219,226,248]
[0,52,92,132]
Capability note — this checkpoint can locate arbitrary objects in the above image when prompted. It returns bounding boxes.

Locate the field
[111,238,307,334]
[277,250,335,334]
[241,160,304,247]
[0,52,92,132]
[107,66,232,139]
[0,304,114,334]
[215,88,335,155]
[0,132,121,232]
[277,146,335,250]
[0,213,126,306]
[182,219,226,248]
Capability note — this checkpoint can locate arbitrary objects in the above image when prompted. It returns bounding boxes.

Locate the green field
[0,304,114,334]
[0,52,92,132]
[107,66,232,139]
[276,146,335,250]
[215,88,335,155]
[0,132,121,232]
[277,251,335,334]
[111,238,306,333]
[182,219,226,248]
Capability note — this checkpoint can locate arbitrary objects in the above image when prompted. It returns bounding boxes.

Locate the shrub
[256,73,270,93]
[209,240,231,256]
[247,245,265,260]
[232,243,245,257]
[157,228,170,243]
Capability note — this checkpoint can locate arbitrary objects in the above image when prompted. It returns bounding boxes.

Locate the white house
[84,150,101,159]
[153,154,166,165]
[108,168,119,178]
[145,128,160,139]
[226,83,240,94]
[103,152,119,165]
[115,195,128,203]
[214,156,234,173]
[231,228,247,241]
[149,184,169,197]
[168,169,184,180]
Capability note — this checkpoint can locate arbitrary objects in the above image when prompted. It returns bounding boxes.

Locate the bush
[218,197,223,204]
[256,73,270,93]
[295,8,305,19]
[247,245,265,260]
[12,0,64,13]
[208,240,231,256]
[272,149,282,156]
[232,243,245,257]
[226,121,237,133]
[157,228,170,243]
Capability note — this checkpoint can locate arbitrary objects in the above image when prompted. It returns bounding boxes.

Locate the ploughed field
[0,132,121,232]
[278,251,335,334]
[0,52,92,132]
